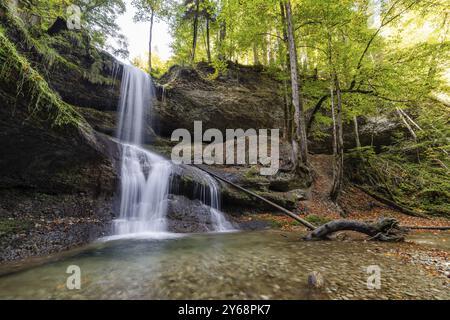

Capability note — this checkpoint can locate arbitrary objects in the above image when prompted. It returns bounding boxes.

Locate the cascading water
[114,65,172,235]
[114,64,233,236]
[198,173,234,232]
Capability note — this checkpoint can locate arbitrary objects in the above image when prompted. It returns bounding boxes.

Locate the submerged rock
[307,271,324,289]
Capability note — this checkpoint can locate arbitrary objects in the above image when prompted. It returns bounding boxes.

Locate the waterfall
[114,65,172,235]
[114,64,233,236]
[198,173,234,232]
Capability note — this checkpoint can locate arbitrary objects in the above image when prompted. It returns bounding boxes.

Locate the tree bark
[353,115,361,148]
[262,36,268,65]
[191,0,200,64]
[253,43,260,65]
[285,0,308,168]
[330,74,344,202]
[279,1,291,140]
[330,85,337,155]
[396,107,417,140]
[148,9,154,73]
[206,16,211,63]
[305,218,407,242]
[218,21,226,61]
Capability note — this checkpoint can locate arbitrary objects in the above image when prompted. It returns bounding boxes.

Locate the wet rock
[269,172,310,192]
[166,195,230,233]
[307,271,324,289]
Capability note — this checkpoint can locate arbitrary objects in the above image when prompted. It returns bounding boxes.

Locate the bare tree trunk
[396,107,417,140]
[253,43,260,65]
[327,33,337,155]
[218,21,226,61]
[268,34,274,65]
[283,80,291,140]
[305,218,406,242]
[206,16,211,63]
[285,0,308,168]
[353,115,361,148]
[330,85,337,155]
[330,74,344,202]
[262,37,268,66]
[279,2,291,140]
[148,9,154,73]
[191,0,200,64]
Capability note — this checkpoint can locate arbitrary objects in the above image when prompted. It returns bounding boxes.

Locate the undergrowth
[347,112,450,218]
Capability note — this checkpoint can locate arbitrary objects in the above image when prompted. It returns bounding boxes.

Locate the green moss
[0,27,83,128]
[348,144,450,218]
[0,4,113,86]
[305,215,332,226]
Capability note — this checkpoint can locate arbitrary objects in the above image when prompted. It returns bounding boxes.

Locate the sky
[115,0,173,63]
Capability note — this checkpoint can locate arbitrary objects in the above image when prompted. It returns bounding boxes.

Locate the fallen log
[305,218,407,242]
[402,225,450,231]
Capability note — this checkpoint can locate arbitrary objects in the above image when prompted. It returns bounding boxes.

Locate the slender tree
[330,74,344,202]
[190,0,200,63]
[284,0,308,169]
[132,0,164,72]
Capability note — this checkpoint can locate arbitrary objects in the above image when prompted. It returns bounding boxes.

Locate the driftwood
[305,218,407,242]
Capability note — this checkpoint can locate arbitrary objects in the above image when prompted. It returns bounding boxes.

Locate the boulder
[166,195,229,233]
[153,63,285,137]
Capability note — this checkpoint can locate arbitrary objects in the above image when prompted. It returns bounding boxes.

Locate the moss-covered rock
[0,5,119,261]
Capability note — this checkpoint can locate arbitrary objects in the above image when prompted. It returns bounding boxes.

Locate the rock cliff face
[152,63,285,137]
[0,5,119,261]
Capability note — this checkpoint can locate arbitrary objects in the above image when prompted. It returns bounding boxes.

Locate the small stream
[0,231,448,300]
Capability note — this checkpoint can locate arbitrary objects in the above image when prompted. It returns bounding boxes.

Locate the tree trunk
[262,37,268,66]
[191,0,200,64]
[353,115,361,148]
[330,85,337,155]
[305,218,407,242]
[284,0,308,168]
[330,74,344,202]
[396,107,417,140]
[206,16,211,63]
[283,80,291,140]
[218,21,226,61]
[148,9,154,73]
[253,43,260,65]
[279,1,292,141]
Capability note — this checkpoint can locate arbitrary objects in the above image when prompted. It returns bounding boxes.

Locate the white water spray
[114,65,172,235]
[114,64,233,236]
[198,173,234,232]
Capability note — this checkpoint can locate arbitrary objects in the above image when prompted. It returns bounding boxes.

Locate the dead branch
[305,218,407,242]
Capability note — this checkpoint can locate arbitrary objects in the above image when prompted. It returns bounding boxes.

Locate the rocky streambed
[0,230,448,300]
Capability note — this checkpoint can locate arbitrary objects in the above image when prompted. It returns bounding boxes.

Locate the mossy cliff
[0,4,119,261]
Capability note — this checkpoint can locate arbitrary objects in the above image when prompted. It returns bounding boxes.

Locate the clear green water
[0,231,448,300]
